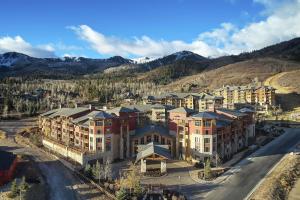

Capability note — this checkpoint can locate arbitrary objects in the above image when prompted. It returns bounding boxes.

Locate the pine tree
[104,159,112,181]
[204,158,212,180]
[20,176,29,191]
[116,187,128,200]
[84,163,92,177]
[10,179,18,197]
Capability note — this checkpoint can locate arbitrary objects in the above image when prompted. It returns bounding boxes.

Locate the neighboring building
[143,92,223,112]
[0,151,18,186]
[39,100,255,165]
[214,84,275,111]
[168,107,255,162]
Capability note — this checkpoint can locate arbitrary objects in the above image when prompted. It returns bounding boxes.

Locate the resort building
[214,84,275,111]
[39,97,255,165]
[142,92,223,112]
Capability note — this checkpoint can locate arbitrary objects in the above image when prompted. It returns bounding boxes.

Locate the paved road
[0,118,105,200]
[181,128,300,200]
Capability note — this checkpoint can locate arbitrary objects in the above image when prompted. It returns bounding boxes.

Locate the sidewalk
[188,148,253,184]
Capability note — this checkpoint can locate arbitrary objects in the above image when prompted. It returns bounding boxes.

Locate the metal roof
[168,107,194,114]
[46,107,90,118]
[217,108,247,117]
[135,142,171,162]
[132,125,173,139]
[191,111,219,119]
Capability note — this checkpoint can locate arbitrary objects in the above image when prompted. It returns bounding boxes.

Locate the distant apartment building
[39,100,255,165]
[143,92,224,112]
[214,84,275,111]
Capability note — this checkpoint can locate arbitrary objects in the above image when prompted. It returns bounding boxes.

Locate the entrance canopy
[135,142,171,163]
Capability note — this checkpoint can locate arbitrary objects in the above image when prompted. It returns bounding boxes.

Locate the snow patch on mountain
[132,56,156,64]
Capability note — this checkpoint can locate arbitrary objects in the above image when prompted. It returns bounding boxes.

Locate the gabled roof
[216,120,232,128]
[72,110,113,124]
[217,108,247,117]
[135,142,171,162]
[133,125,174,139]
[92,111,113,119]
[168,107,194,114]
[107,106,135,115]
[191,111,219,119]
[46,107,90,118]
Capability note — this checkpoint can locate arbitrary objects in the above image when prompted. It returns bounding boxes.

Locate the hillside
[0,37,300,81]
[161,58,300,92]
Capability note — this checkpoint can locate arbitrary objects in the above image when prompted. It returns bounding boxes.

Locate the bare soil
[250,154,300,200]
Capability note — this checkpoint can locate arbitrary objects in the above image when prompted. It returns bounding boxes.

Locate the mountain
[139,51,208,70]
[161,58,300,92]
[0,53,133,78]
[137,37,300,84]
[1,37,300,79]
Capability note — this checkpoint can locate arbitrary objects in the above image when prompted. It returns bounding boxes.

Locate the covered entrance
[135,142,171,174]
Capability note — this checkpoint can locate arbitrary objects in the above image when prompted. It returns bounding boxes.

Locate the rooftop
[133,125,174,139]
[136,142,171,162]
[168,107,194,114]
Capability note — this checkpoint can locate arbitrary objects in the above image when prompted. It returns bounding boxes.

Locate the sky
[0,0,300,59]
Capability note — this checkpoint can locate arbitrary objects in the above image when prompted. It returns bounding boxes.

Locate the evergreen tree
[204,158,212,180]
[84,163,92,177]
[10,179,18,197]
[116,187,128,200]
[19,176,29,191]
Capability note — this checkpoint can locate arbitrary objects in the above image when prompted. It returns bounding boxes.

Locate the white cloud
[70,25,223,58]
[70,0,300,58]
[0,36,56,58]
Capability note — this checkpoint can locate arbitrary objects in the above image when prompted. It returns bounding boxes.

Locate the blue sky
[0,0,299,58]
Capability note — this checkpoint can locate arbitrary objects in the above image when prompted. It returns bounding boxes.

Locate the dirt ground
[250,154,300,200]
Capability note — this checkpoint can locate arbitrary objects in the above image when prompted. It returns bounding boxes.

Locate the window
[204,120,211,127]
[90,129,93,134]
[95,121,103,126]
[105,136,111,151]
[195,129,200,134]
[134,140,138,145]
[154,135,159,142]
[140,138,144,144]
[204,138,210,144]
[147,135,152,143]
[167,140,171,145]
[105,120,112,126]
[96,138,102,143]
[204,147,210,152]
[90,137,93,142]
[205,130,209,135]
[161,137,165,145]
[195,120,201,126]
[97,130,101,134]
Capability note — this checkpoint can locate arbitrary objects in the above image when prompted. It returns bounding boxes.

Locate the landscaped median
[249,153,300,200]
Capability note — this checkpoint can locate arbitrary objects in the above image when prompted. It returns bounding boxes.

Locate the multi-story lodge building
[214,84,275,111]
[143,92,224,111]
[39,97,255,165]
